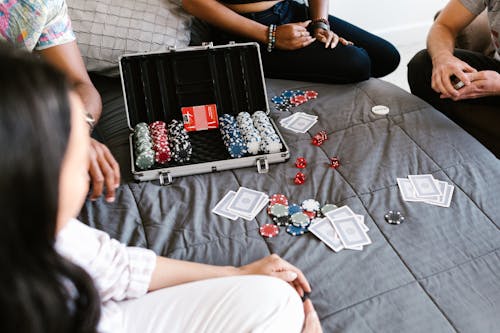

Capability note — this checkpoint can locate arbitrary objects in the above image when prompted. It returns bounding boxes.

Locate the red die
[312,130,328,146]
[294,172,306,185]
[329,156,340,169]
[295,157,307,169]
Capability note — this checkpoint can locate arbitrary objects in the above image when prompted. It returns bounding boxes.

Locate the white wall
[329,0,449,46]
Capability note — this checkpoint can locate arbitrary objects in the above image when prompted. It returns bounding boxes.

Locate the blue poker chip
[286,224,308,236]
[281,90,295,99]
[271,96,285,104]
[288,204,302,215]
[294,90,305,96]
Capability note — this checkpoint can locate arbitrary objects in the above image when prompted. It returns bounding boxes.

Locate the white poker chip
[302,199,320,212]
[371,105,390,115]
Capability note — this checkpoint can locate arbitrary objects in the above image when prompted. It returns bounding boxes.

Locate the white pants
[118,275,304,333]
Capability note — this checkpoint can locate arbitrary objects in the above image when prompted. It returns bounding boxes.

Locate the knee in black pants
[407,49,434,97]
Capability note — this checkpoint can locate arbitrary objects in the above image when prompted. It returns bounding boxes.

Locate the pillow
[67,0,192,76]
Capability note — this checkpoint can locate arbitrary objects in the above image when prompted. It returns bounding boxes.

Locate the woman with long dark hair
[0,43,101,333]
[0,44,321,332]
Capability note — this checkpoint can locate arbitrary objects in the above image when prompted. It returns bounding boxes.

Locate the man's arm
[37,42,120,202]
[427,0,478,96]
[37,41,102,122]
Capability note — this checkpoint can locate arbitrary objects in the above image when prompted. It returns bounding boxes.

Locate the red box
[181,104,219,132]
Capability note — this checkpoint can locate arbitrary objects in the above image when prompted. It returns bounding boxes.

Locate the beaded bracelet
[267,24,277,52]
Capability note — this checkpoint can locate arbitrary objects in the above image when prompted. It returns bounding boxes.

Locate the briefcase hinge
[256,158,269,174]
[159,171,173,186]
[202,42,214,49]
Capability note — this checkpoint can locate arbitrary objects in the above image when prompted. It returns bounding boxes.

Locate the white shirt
[56,219,157,333]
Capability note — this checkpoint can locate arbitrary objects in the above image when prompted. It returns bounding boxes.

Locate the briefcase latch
[159,171,173,186]
[256,158,269,174]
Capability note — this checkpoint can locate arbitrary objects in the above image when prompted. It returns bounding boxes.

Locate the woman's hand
[313,28,352,48]
[275,21,316,50]
[238,254,311,296]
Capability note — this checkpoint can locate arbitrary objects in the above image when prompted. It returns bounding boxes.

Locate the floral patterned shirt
[0,0,75,51]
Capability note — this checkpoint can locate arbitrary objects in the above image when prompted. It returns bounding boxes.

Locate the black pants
[213,0,400,84]
[408,49,500,158]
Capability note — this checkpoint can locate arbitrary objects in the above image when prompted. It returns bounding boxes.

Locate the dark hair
[0,43,100,333]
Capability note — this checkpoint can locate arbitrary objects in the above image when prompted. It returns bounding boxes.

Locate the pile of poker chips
[236,112,262,155]
[134,122,155,170]
[167,120,192,163]
[252,111,283,154]
[271,90,319,112]
[219,114,248,158]
[149,121,172,165]
[264,194,338,237]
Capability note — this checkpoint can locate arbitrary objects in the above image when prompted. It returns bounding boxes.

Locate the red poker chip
[305,90,318,99]
[304,210,316,220]
[155,150,171,164]
[149,121,166,130]
[270,193,288,206]
[260,224,280,238]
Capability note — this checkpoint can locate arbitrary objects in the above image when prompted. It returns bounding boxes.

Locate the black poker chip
[385,210,405,225]
[273,215,291,226]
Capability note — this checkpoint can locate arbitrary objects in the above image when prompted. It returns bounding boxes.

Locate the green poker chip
[135,151,154,170]
[270,204,289,218]
[321,204,338,215]
[291,212,309,227]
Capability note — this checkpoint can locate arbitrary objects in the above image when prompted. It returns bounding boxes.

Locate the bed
[82,73,500,332]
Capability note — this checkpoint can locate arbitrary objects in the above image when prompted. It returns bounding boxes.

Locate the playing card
[283,114,317,133]
[425,183,454,207]
[331,216,372,248]
[355,214,369,232]
[228,187,266,216]
[408,174,442,198]
[309,218,344,252]
[397,178,425,202]
[212,191,239,220]
[237,194,269,221]
[324,205,356,221]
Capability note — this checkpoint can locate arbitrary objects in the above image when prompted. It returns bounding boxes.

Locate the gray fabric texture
[81,75,500,332]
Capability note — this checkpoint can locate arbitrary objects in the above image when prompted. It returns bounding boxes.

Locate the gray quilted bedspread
[81,75,500,333]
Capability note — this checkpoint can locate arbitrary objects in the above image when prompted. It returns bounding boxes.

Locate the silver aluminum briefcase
[119,42,290,184]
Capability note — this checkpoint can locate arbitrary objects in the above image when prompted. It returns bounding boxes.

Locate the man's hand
[313,28,352,49]
[275,21,316,50]
[238,254,311,297]
[431,53,477,97]
[441,70,500,100]
[89,139,120,202]
[302,299,323,333]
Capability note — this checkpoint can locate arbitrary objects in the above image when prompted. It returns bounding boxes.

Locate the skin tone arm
[182,0,315,50]
[428,0,500,99]
[38,42,121,202]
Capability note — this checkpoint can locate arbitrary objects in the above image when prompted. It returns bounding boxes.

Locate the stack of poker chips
[219,114,248,158]
[236,112,262,155]
[167,120,192,163]
[149,121,172,165]
[252,111,283,154]
[134,122,155,170]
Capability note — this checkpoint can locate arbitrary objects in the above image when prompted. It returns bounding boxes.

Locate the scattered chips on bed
[271,90,319,112]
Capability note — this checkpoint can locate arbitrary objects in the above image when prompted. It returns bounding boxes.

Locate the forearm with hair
[308,0,329,20]
[427,24,457,64]
[182,0,268,43]
[148,256,241,291]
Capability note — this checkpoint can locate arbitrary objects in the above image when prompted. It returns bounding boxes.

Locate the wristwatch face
[84,111,95,128]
